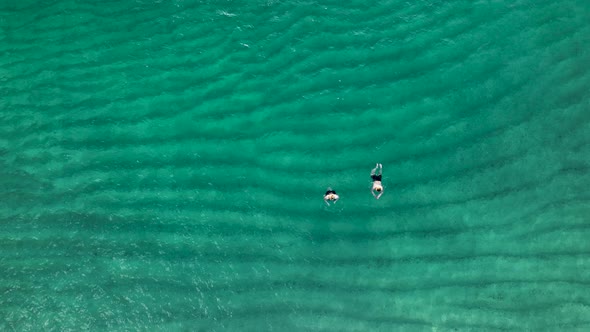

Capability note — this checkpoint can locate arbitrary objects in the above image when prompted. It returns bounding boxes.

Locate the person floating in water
[324,187,339,206]
[371,163,383,200]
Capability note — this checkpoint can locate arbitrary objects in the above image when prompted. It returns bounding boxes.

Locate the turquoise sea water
[2,0,590,330]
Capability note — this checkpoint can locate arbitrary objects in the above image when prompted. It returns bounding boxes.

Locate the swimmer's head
[376,187,382,192]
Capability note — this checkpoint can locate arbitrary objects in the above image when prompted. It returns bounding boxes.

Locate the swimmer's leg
[371,164,378,176]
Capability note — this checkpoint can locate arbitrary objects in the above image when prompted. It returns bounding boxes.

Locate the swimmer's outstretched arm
[371,189,383,199]
[333,196,339,204]
[324,197,330,206]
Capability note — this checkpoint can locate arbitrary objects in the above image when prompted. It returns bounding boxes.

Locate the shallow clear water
[1,0,590,330]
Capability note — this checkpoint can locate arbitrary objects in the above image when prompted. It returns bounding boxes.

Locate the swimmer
[324,187,339,206]
[371,163,383,199]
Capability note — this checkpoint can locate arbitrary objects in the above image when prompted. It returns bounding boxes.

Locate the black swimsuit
[371,174,382,181]
[325,190,336,195]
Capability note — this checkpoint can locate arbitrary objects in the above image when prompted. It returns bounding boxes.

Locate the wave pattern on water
[1,0,590,331]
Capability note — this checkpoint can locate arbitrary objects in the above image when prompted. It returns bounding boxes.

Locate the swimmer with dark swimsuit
[324,187,339,206]
[371,163,383,199]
